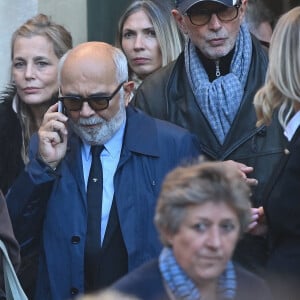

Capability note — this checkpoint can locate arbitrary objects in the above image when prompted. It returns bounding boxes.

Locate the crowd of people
[0,0,299,299]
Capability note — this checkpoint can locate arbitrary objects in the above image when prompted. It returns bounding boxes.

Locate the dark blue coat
[113,259,273,300]
[6,106,200,300]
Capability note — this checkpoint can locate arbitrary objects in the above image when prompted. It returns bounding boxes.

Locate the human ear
[238,0,248,21]
[123,81,135,106]
[172,9,188,34]
[163,229,175,247]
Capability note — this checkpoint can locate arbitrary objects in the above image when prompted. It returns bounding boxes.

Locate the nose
[80,102,95,118]
[134,34,145,50]
[206,227,221,249]
[25,63,35,80]
[207,13,222,31]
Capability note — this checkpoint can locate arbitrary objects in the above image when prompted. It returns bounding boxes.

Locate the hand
[248,206,268,236]
[38,103,68,169]
[222,160,258,186]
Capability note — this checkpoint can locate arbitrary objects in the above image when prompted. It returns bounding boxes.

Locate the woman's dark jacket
[262,127,300,299]
[113,259,273,300]
[0,86,23,195]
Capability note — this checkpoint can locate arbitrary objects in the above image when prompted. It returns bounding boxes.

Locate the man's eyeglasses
[186,4,241,26]
[58,82,125,112]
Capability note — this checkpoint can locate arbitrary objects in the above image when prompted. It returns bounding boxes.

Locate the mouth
[23,87,40,94]
[208,38,226,46]
[199,255,222,262]
[132,57,149,65]
[80,123,101,129]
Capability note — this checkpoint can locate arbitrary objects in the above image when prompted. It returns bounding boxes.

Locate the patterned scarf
[159,247,236,300]
[185,22,252,144]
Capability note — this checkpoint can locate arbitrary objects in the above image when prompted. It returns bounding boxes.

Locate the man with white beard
[6,42,200,300]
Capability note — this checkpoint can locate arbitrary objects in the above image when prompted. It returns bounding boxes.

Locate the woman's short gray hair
[154,160,252,246]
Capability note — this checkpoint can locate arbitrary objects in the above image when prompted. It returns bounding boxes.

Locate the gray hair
[112,46,129,83]
[155,160,252,246]
[245,0,275,33]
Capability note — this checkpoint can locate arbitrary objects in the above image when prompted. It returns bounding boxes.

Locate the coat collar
[122,105,160,157]
[65,105,160,193]
[167,43,269,159]
[67,105,160,158]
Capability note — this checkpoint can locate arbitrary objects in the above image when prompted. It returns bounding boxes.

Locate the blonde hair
[254,7,300,128]
[11,14,72,163]
[116,0,183,80]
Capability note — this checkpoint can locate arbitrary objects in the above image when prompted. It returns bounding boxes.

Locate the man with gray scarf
[134,0,287,276]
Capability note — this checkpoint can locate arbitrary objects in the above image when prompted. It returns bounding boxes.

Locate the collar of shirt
[284,111,300,142]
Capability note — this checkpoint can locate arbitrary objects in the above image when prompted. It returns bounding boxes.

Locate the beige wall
[38,0,87,47]
[0,0,87,90]
[0,0,38,89]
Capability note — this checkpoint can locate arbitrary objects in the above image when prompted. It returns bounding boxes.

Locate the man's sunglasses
[186,4,241,26]
[58,81,125,112]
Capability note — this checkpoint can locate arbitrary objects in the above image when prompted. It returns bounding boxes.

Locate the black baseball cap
[175,0,240,13]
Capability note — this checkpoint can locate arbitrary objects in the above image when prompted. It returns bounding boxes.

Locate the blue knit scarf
[159,247,236,300]
[185,22,252,144]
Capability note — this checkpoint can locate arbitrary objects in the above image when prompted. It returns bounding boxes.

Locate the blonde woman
[254,7,300,300]
[0,14,72,194]
[116,0,183,91]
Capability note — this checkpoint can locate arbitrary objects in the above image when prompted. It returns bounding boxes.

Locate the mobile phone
[57,101,65,143]
[58,101,65,114]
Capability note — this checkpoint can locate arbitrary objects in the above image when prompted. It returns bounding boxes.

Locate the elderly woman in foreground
[113,161,272,300]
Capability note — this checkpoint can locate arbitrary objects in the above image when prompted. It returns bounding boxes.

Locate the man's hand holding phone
[37,102,68,170]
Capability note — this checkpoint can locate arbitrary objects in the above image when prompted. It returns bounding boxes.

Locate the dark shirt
[197,47,235,82]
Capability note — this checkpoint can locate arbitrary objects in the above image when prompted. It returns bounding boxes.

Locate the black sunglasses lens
[63,98,82,111]
[88,98,109,111]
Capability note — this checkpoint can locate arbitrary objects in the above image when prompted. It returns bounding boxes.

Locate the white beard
[69,98,126,145]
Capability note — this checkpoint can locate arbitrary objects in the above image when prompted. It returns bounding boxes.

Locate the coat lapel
[103,106,160,248]
[65,132,87,208]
